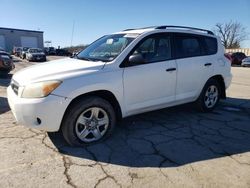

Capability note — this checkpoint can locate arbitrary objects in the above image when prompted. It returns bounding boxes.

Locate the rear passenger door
[174,33,214,101]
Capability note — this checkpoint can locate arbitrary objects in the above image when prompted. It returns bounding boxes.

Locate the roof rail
[123,26,156,31]
[123,29,134,31]
[155,25,214,35]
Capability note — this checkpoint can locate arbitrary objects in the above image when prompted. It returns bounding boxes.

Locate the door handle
[204,63,212,66]
[166,68,176,72]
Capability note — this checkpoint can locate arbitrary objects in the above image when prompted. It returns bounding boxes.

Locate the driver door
[123,33,177,115]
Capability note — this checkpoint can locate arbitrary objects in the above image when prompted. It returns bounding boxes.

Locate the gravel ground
[0,58,250,188]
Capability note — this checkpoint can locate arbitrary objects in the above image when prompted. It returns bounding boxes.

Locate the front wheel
[61,97,116,146]
[196,79,221,112]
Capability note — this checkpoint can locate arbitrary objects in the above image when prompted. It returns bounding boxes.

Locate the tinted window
[131,35,171,65]
[175,35,201,58]
[204,37,217,55]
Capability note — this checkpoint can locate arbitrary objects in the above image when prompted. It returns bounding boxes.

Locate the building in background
[0,27,44,52]
[226,48,250,56]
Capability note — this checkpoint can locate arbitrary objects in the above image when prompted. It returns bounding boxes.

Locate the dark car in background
[26,48,46,62]
[44,47,56,55]
[0,51,15,75]
[21,47,30,59]
[224,53,232,63]
[13,47,22,57]
[231,52,247,65]
[56,48,72,56]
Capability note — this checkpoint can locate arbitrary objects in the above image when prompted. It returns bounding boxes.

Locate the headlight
[21,80,62,98]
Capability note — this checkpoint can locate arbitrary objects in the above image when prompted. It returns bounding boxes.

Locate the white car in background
[26,48,46,62]
[242,57,250,67]
[7,25,232,146]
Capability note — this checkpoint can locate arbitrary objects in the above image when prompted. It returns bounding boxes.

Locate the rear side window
[175,35,201,58]
[204,37,217,55]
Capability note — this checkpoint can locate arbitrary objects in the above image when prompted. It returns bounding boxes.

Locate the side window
[204,37,217,55]
[134,38,155,56]
[130,35,172,65]
[175,35,201,58]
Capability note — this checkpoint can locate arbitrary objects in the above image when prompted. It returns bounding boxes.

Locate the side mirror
[128,54,144,65]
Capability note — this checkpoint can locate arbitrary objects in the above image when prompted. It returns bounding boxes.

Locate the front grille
[10,80,19,95]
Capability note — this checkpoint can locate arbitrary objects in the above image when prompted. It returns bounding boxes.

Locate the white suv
[7,26,232,146]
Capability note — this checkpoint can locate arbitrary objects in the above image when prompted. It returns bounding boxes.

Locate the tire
[196,78,221,112]
[0,71,10,78]
[61,96,116,146]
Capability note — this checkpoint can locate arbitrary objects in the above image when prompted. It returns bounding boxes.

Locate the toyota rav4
[7,26,232,146]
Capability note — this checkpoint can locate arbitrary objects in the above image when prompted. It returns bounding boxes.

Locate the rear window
[204,37,217,55]
[175,35,201,58]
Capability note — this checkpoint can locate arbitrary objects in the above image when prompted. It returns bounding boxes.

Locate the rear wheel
[196,79,221,112]
[61,96,116,146]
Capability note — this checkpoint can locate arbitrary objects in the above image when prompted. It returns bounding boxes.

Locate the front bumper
[7,86,71,132]
[28,56,46,61]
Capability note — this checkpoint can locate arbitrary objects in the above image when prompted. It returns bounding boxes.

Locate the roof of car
[116,25,214,36]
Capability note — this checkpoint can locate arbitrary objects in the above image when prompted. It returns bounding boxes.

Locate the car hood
[13,58,105,85]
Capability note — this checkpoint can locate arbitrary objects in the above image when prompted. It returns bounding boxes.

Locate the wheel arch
[208,75,226,99]
[61,90,123,130]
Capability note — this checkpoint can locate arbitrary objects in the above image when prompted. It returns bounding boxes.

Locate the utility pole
[70,21,75,47]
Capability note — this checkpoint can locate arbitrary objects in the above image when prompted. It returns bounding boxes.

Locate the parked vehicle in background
[231,52,247,65]
[224,53,232,63]
[13,47,22,57]
[0,51,15,75]
[7,25,232,146]
[72,50,80,57]
[26,48,46,62]
[242,57,250,67]
[56,48,72,56]
[0,49,12,59]
[44,47,56,55]
[21,47,30,59]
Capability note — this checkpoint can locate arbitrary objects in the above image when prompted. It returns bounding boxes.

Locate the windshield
[29,48,43,53]
[76,34,138,62]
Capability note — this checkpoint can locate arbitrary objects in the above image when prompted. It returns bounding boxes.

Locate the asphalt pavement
[0,58,249,188]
